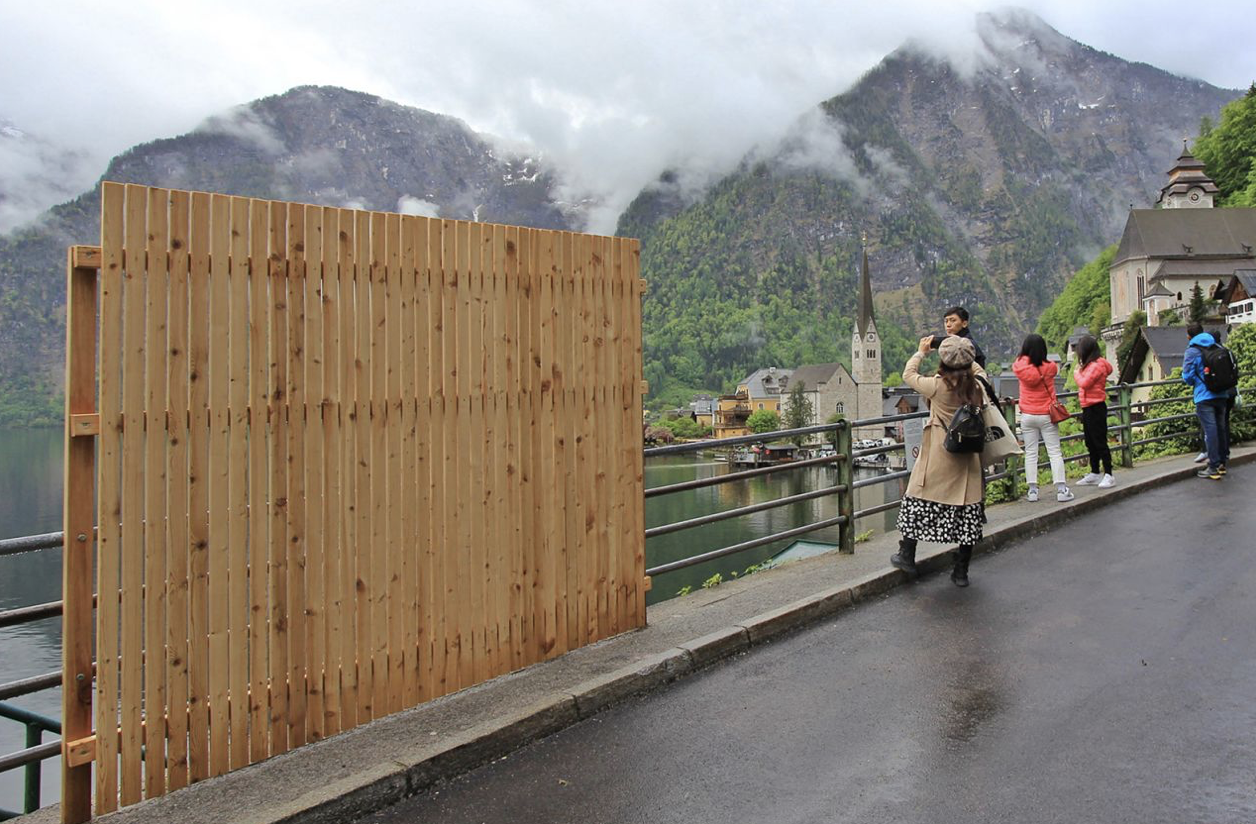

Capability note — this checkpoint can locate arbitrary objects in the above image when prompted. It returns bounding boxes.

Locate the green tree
[1194,83,1256,207]
[1115,310,1146,374]
[783,381,814,444]
[1036,244,1116,351]
[746,409,781,434]
[1188,282,1208,325]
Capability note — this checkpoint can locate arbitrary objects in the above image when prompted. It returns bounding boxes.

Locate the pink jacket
[1073,358,1113,407]
[1013,356,1058,415]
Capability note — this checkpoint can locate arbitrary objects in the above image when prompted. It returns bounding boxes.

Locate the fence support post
[62,246,99,823]
[1002,404,1019,501]
[836,419,854,554]
[1117,383,1134,468]
[25,723,42,814]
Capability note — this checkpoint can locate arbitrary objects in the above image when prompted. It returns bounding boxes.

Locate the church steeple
[851,237,880,388]
[1157,140,1219,209]
[856,245,876,337]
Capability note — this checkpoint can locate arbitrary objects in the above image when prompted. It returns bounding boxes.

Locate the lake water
[0,432,904,813]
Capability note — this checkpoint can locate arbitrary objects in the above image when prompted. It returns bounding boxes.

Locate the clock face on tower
[1189,191,1201,203]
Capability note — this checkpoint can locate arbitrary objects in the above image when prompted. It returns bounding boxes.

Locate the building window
[1137,276,1145,300]
[836,402,844,414]
[867,349,875,358]
[758,403,764,410]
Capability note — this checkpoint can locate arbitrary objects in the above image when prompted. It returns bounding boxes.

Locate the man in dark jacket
[931,306,986,368]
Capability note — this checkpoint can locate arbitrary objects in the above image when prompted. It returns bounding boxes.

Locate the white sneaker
[1056,486,1075,502]
[1097,474,1115,488]
[1078,473,1101,485]
[1194,452,1208,464]
[1026,486,1039,502]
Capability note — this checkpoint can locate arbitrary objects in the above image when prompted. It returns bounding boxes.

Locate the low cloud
[397,196,439,218]
[196,105,286,155]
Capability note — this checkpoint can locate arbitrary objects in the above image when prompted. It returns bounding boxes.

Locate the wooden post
[836,419,854,554]
[1117,384,1134,468]
[62,246,99,823]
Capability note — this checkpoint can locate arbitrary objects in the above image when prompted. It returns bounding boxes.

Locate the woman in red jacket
[1072,335,1115,488]
[1013,334,1073,502]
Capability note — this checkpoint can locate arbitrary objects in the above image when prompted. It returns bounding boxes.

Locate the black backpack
[943,403,986,454]
[1200,343,1238,393]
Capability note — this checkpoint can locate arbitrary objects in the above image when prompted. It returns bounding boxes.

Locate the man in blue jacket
[1183,323,1230,480]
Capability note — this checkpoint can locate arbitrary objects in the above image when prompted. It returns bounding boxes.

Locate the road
[362,463,1256,824]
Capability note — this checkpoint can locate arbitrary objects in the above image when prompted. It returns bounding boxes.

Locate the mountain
[625,9,1239,406]
[0,118,96,234]
[0,86,578,425]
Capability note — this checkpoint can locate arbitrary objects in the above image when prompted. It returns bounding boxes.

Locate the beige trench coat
[902,351,987,506]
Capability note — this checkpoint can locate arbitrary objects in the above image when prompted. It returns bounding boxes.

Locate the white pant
[1021,413,1066,485]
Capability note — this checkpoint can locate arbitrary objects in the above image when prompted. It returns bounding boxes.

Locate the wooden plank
[246,198,270,763]
[466,221,489,684]
[368,211,389,715]
[439,219,459,690]
[537,229,560,658]
[64,736,97,770]
[304,205,327,742]
[164,190,192,791]
[228,196,252,768]
[384,212,405,714]
[556,232,577,657]
[353,209,373,720]
[61,242,99,824]
[489,224,511,674]
[423,218,445,700]
[502,226,526,670]
[143,187,170,798]
[320,206,343,737]
[398,215,420,708]
[285,203,309,750]
[609,238,628,636]
[187,193,213,782]
[592,236,611,641]
[522,229,545,662]
[207,194,232,777]
[412,217,434,703]
[454,220,475,687]
[95,181,124,814]
[119,183,147,806]
[628,240,646,625]
[337,208,360,730]
[69,413,100,436]
[266,201,290,754]
[572,232,591,648]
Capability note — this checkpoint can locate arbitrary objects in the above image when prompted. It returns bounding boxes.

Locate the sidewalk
[24,445,1254,824]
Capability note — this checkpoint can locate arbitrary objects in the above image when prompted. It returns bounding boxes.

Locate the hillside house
[1118,325,1228,409]
[1214,271,1256,325]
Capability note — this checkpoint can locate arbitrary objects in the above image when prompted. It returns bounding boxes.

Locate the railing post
[1117,383,1134,468]
[62,246,99,823]
[836,419,854,554]
[1002,403,1019,501]
[25,723,42,814]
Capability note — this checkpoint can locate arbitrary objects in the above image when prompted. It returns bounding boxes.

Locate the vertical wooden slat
[413,217,435,703]
[598,236,617,637]
[489,225,511,673]
[465,222,488,684]
[246,198,270,763]
[62,244,98,824]
[628,240,645,623]
[503,226,527,669]
[207,194,232,778]
[119,184,148,806]
[321,206,344,736]
[590,235,609,641]
[266,201,290,754]
[353,210,373,720]
[143,188,170,798]
[285,203,309,750]
[571,232,590,648]
[339,208,361,728]
[187,191,212,783]
[95,184,124,814]
[164,190,192,791]
[368,211,389,714]
[537,230,560,658]
[454,220,476,685]
[398,215,420,707]
[228,197,251,768]
[384,212,405,714]
[304,205,327,741]
[439,219,458,690]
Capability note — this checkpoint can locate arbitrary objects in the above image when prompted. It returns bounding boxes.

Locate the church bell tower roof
[856,246,876,337]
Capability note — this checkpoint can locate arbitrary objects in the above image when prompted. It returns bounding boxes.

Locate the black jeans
[1081,402,1112,475]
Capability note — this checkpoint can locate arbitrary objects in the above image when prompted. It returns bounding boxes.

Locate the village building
[1213,270,1256,325]
[713,249,884,439]
[1118,325,1229,409]
[1103,145,1256,355]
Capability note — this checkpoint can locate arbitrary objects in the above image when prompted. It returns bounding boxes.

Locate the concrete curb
[28,450,1253,824]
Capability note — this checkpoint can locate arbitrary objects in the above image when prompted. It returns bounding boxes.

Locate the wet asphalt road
[363,464,1256,824]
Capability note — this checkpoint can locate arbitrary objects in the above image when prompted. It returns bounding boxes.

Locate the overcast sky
[2,0,1255,232]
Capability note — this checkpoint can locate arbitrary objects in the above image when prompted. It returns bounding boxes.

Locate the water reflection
[645,453,904,604]
[0,427,65,812]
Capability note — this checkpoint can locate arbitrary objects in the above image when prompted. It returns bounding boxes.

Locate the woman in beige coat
[890,335,987,586]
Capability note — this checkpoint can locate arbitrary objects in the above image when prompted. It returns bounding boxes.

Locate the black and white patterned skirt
[896,495,984,545]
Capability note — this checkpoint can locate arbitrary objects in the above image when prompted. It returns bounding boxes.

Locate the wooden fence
[60,182,645,821]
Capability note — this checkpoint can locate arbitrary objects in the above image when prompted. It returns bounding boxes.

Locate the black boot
[951,544,973,588]
[891,539,918,576]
